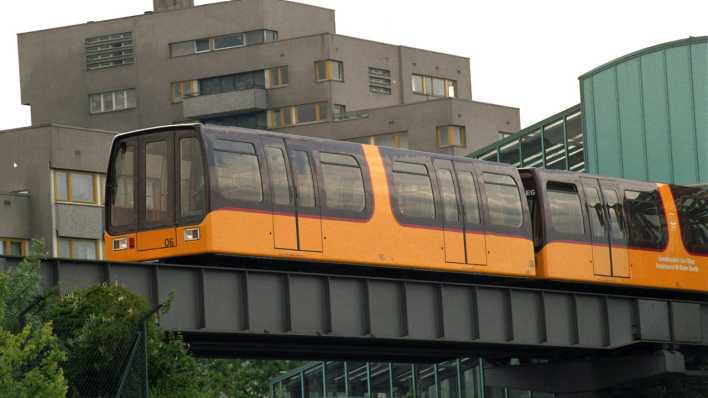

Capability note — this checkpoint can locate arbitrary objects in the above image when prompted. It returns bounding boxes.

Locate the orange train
[104,124,708,293]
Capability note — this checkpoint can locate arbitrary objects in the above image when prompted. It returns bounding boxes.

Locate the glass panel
[347,362,368,397]
[102,92,114,112]
[460,359,479,398]
[485,387,507,398]
[438,361,459,398]
[391,363,414,398]
[304,366,324,397]
[547,182,584,234]
[265,30,278,42]
[59,239,70,258]
[195,38,211,52]
[170,41,194,57]
[370,363,390,398]
[484,173,522,228]
[74,240,97,260]
[331,61,343,81]
[214,150,263,203]
[315,61,327,81]
[325,362,347,397]
[451,126,465,146]
[437,169,459,225]
[71,173,95,203]
[393,164,435,221]
[114,90,126,110]
[145,141,170,224]
[456,171,481,225]
[416,364,436,398]
[438,127,450,147]
[89,94,102,114]
[583,186,606,240]
[479,150,499,162]
[245,30,265,45]
[543,120,566,170]
[398,133,409,149]
[499,140,520,166]
[411,75,423,93]
[179,138,205,218]
[603,189,626,244]
[672,186,708,254]
[265,147,291,206]
[565,112,584,171]
[126,89,136,109]
[9,242,22,257]
[423,77,433,95]
[297,104,317,124]
[279,66,289,86]
[521,130,543,167]
[111,141,136,228]
[214,34,244,49]
[321,157,365,212]
[291,151,316,209]
[0,242,4,255]
[433,78,445,97]
[55,171,68,201]
[624,190,667,249]
[282,374,302,398]
[447,80,456,98]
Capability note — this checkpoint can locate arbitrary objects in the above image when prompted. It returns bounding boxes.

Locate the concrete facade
[0,124,115,258]
[18,0,517,154]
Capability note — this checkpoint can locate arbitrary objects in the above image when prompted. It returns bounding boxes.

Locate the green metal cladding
[581,36,708,184]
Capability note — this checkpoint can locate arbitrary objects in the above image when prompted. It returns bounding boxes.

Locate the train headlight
[112,238,129,251]
[184,227,200,242]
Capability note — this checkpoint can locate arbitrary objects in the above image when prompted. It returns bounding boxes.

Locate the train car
[105,124,536,278]
[522,168,708,292]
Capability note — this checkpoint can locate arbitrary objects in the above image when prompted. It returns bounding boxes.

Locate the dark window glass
[195,38,210,52]
[145,141,170,224]
[438,360,460,398]
[214,34,243,49]
[456,171,481,225]
[9,242,22,257]
[298,103,317,124]
[291,150,316,209]
[416,364,437,398]
[437,168,459,225]
[325,362,346,397]
[347,362,368,397]
[303,366,324,397]
[484,173,522,228]
[320,153,365,212]
[603,188,626,243]
[216,139,256,153]
[214,148,263,203]
[265,147,291,206]
[179,138,205,219]
[583,186,606,239]
[392,161,435,221]
[245,30,264,45]
[547,182,584,235]
[671,186,708,254]
[624,190,667,249]
[111,143,137,227]
[370,363,390,398]
[392,363,414,398]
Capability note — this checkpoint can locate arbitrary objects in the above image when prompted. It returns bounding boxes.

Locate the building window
[315,60,344,82]
[170,29,278,57]
[268,102,328,128]
[0,239,27,257]
[333,104,346,116]
[412,74,456,98]
[58,238,99,260]
[265,66,289,88]
[89,89,136,114]
[349,132,408,149]
[369,86,392,95]
[54,170,105,205]
[85,32,134,70]
[171,69,267,103]
[368,67,392,95]
[171,80,200,103]
[436,125,466,148]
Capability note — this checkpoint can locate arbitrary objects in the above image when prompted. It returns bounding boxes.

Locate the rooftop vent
[153,0,194,12]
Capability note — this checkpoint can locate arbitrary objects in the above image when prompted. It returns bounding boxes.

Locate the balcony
[183,87,268,119]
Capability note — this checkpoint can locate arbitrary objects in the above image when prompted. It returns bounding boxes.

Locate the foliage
[196,359,303,398]
[0,240,68,398]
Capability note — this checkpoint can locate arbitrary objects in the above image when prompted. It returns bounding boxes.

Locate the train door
[433,159,465,264]
[137,131,177,251]
[453,161,487,265]
[580,178,629,277]
[261,136,298,250]
[284,139,323,252]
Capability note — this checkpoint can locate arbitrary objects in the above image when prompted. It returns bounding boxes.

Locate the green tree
[198,359,303,398]
[0,240,68,398]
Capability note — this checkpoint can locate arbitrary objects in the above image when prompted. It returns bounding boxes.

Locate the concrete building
[18,0,519,156]
[0,124,115,259]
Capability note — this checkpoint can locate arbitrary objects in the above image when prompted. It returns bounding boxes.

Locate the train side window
[265,147,292,206]
[320,152,365,212]
[145,140,171,224]
[291,150,316,209]
[483,173,522,228]
[624,190,667,249]
[110,140,136,229]
[392,161,435,221]
[179,137,205,219]
[602,189,625,242]
[583,186,606,239]
[546,182,584,235]
[670,186,708,254]
[214,143,263,203]
[436,168,459,225]
[456,171,480,225]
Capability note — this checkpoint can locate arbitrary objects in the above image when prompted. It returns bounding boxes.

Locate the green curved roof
[579,36,708,80]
